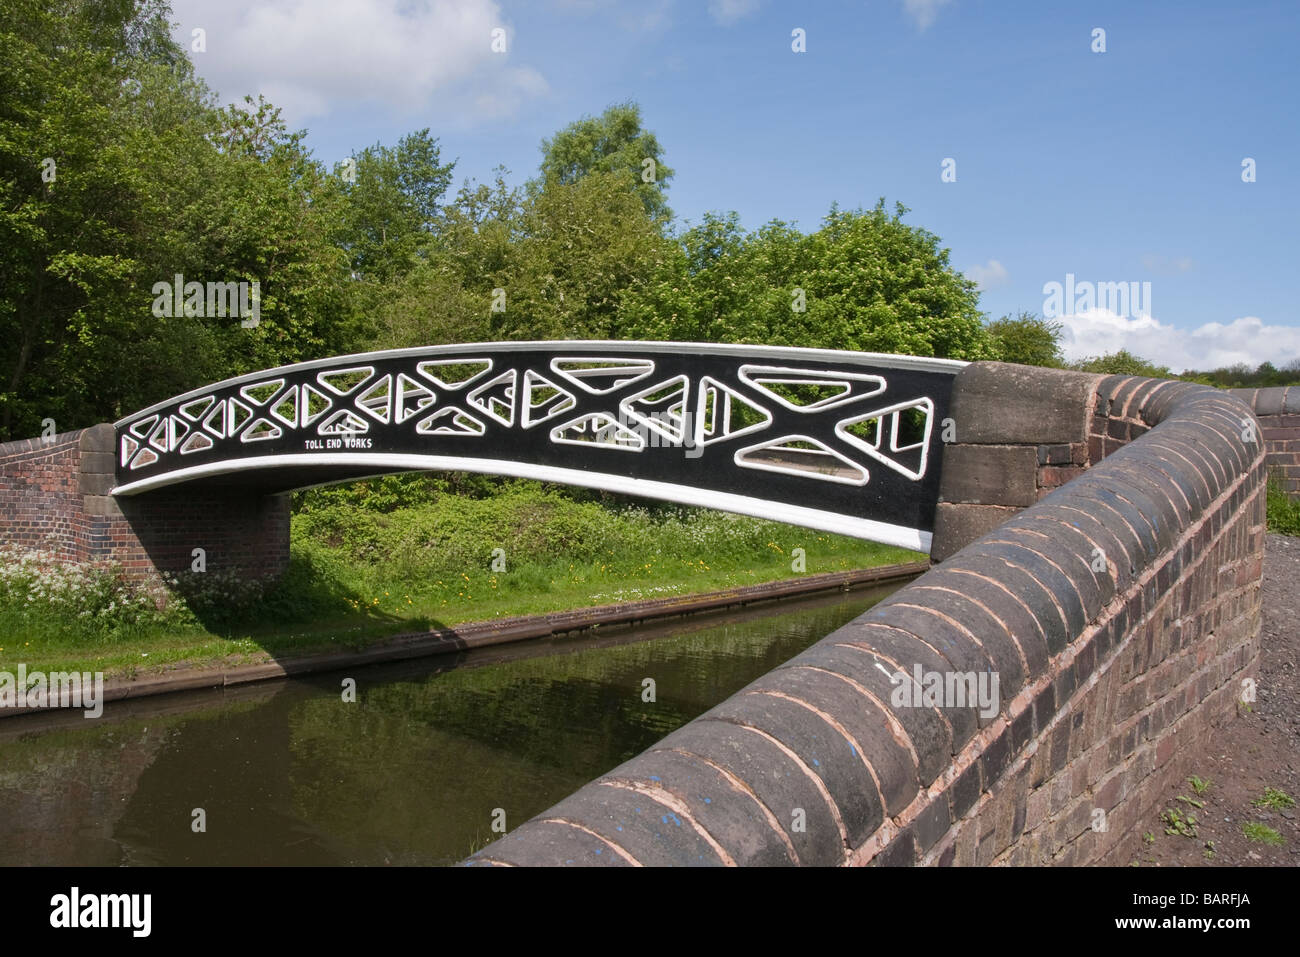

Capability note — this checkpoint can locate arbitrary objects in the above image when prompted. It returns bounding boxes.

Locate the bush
[0,544,189,643]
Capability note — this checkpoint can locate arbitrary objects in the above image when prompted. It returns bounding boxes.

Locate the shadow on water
[0,581,904,866]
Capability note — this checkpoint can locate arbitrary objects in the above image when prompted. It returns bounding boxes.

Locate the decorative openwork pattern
[114,342,962,550]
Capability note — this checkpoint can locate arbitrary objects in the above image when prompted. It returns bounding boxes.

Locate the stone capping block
[78,471,115,497]
[938,444,1038,507]
[931,503,1020,563]
[78,423,115,455]
[945,362,1101,445]
[464,375,1261,867]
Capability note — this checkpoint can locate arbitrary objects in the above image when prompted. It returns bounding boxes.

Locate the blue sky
[169,0,1298,371]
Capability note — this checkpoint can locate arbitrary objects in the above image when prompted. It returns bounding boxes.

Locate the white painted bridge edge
[110,452,933,553]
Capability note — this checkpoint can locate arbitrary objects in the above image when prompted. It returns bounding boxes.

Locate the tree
[987,311,1064,367]
[620,200,998,360]
[0,0,205,436]
[0,2,361,437]
[334,130,456,284]
[1070,350,1173,378]
[534,101,674,224]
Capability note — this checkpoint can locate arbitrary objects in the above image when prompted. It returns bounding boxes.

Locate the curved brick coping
[465,371,1265,866]
[1227,386,1300,498]
[1226,385,1300,417]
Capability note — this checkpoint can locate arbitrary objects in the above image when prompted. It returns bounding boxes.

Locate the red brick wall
[0,424,289,582]
[0,432,89,561]
[1228,388,1300,496]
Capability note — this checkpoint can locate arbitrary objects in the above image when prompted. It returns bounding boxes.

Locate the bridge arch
[113,341,963,556]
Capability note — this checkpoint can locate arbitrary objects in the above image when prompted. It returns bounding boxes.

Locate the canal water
[0,582,902,866]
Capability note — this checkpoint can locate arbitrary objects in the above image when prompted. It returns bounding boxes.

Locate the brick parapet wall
[466,363,1263,867]
[0,425,290,581]
[1228,387,1300,495]
[0,431,88,561]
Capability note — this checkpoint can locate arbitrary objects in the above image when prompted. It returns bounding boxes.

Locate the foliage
[0,489,918,676]
[0,539,362,647]
[1160,806,1198,838]
[1069,349,1174,378]
[620,201,998,360]
[3,2,1019,443]
[987,311,1064,367]
[533,101,674,224]
[332,129,456,285]
[1252,787,1296,810]
[1181,359,1300,390]
[0,543,185,642]
[1241,821,1284,846]
[1266,474,1300,535]
[0,2,358,438]
[290,483,885,584]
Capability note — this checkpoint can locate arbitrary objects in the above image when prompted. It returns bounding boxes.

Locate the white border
[110,452,932,553]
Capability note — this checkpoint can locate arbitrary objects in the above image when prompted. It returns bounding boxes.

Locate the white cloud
[902,0,952,31]
[1057,310,1300,373]
[551,0,674,32]
[966,258,1008,289]
[709,0,761,25]
[168,0,547,123]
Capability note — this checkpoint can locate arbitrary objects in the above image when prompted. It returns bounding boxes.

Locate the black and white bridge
[114,342,963,552]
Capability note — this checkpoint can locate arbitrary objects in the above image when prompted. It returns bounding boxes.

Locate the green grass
[1266,474,1300,534]
[1241,821,1284,846]
[0,480,924,679]
[1251,787,1295,811]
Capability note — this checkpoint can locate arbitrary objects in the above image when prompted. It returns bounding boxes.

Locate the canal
[0,581,906,866]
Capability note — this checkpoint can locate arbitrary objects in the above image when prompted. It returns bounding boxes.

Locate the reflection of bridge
[114,342,962,552]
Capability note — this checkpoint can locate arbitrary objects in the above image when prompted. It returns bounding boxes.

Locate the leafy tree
[1179,359,1300,389]
[367,168,524,348]
[1070,350,1173,378]
[620,201,997,359]
[0,0,202,436]
[193,95,357,376]
[986,311,1064,367]
[508,170,676,339]
[374,161,672,347]
[333,130,456,284]
[0,2,360,437]
[534,101,674,224]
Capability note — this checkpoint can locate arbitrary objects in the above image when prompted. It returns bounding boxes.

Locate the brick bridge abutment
[0,423,288,580]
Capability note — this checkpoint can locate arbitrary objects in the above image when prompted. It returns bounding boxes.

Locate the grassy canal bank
[0,475,923,680]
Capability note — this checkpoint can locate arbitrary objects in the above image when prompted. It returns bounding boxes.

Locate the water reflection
[0,584,900,865]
